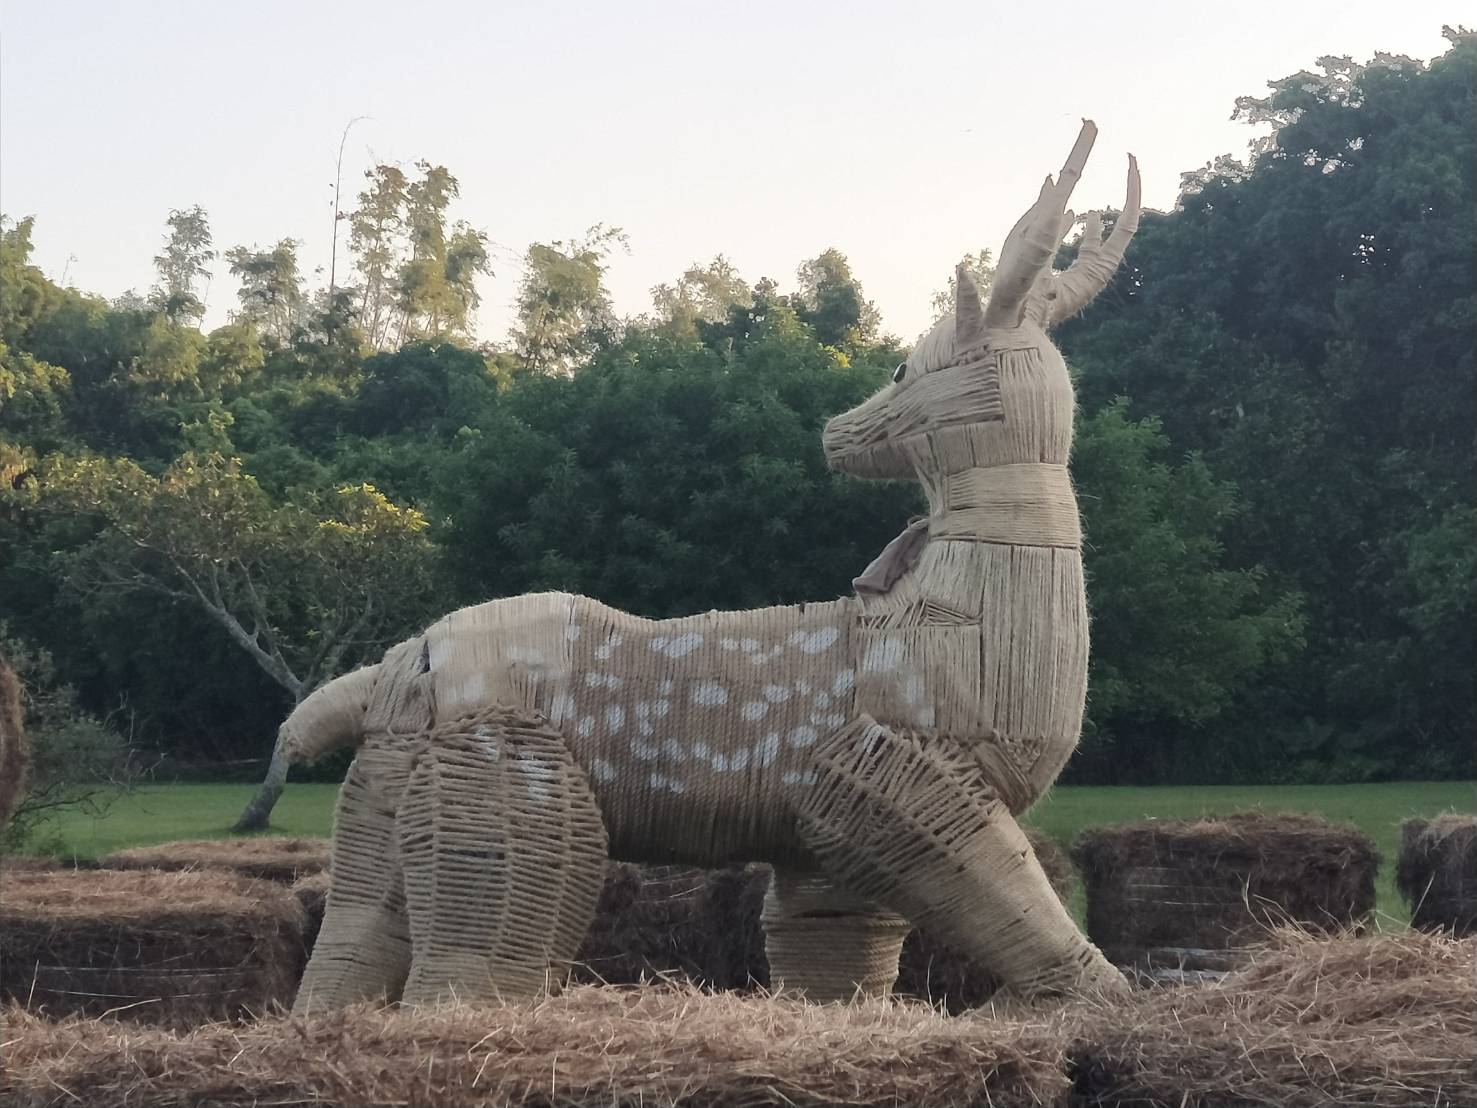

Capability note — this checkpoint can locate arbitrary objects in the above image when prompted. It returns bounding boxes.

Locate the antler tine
[1047,153,1142,327]
[984,120,1097,330]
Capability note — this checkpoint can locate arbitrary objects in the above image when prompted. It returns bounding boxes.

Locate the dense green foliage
[0,35,1469,791]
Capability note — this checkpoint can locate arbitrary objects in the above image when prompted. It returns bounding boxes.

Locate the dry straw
[1397,813,1477,936]
[0,868,307,1027]
[1071,811,1378,966]
[101,835,330,883]
[3,932,1471,1108]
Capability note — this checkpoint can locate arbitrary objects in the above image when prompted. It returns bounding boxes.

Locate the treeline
[0,33,1471,791]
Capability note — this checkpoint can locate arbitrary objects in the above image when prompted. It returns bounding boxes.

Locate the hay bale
[101,836,329,883]
[1397,814,1477,936]
[0,985,1069,1108]
[1070,929,1477,1108]
[0,868,306,1026]
[1071,811,1377,969]
[290,870,331,953]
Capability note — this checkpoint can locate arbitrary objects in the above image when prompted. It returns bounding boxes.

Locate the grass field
[21,779,1476,927]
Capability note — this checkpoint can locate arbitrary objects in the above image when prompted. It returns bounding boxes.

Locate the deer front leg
[794,716,1126,999]
[397,707,609,1006]
[293,738,417,1016]
[762,867,912,1001]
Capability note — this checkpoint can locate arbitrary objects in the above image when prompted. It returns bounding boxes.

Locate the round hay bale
[101,836,329,883]
[1397,814,1477,936]
[0,868,306,1026]
[1071,811,1378,971]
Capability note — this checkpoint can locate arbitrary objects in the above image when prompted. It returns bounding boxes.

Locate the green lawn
[23,779,1476,928]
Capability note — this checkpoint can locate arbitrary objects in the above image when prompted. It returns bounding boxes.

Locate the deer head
[823,120,1140,481]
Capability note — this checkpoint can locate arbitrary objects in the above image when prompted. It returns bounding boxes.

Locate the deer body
[288,122,1139,1014]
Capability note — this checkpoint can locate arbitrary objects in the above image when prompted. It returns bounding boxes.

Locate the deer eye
[892,362,908,384]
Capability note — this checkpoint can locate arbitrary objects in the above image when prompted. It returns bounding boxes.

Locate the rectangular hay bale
[0,868,307,1026]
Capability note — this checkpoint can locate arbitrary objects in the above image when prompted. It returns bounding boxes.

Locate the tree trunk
[233,734,290,832]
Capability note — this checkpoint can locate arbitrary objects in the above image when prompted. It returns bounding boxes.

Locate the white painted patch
[577,715,595,738]
[757,733,781,767]
[648,772,687,795]
[763,684,791,703]
[592,757,616,783]
[720,637,738,650]
[651,632,703,658]
[691,681,729,707]
[605,705,626,731]
[791,627,840,654]
[740,638,760,652]
[741,700,768,722]
[832,669,855,694]
[787,725,818,749]
[862,637,904,673]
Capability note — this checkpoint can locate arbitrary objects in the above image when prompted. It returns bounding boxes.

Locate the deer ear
[955,264,984,348]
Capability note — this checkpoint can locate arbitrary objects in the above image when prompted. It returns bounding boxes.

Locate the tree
[26,452,439,827]
[650,255,753,336]
[392,163,492,344]
[349,164,409,349]
[226,240,304,342]
[793,248,881,348]
[150,206,215,326]
[511,224,628,374]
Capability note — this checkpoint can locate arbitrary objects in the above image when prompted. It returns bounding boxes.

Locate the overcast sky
[1,2,1460,346]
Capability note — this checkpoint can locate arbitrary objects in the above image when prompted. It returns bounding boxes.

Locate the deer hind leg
[795,716,1126,1000]
[397,707,609,1007]
[762,867,912,1001]
[293,739,418,1017]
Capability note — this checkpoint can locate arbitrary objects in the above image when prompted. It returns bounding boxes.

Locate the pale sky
[1,2,1460,347]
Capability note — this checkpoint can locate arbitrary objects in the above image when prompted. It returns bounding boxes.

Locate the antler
[1045,154,1141,327]
[980,120,1097,332]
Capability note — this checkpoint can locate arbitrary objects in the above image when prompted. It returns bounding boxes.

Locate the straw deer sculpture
[283,120,1141,1015]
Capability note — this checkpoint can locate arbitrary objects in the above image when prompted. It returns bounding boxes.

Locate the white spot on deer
[757,733,781,767]
[782,769,819,787]
[763,684,791,703]
[550,694,576,725]
[691,681,728,707]
[659,678,675,694]
[632,737,659,761]
[638,717,655,737]
[649,772,686,794]
[594,634,624,660]
[787,725,818,749]
[720,637,738,650]
[741,700,768,722]
[635,702,651,720]
[585,672,623,689]
[731,748,752,771]
[692,741,713,760]
[652,632,703,658]
[592,757,616,783]
[654,699,672,718]
[577,715,595,738]
[740,638,760,652]
[661,739,687,763]
[791,627,840,654]
[564,624,582,641]
[862,637,904,673]
[814,691,832,709]
[605,705,626,731]
[711,752,730,772]
[824,712,846,729]
[833,669,855,694]
[903,674,925,705]
[795,679,811,695]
